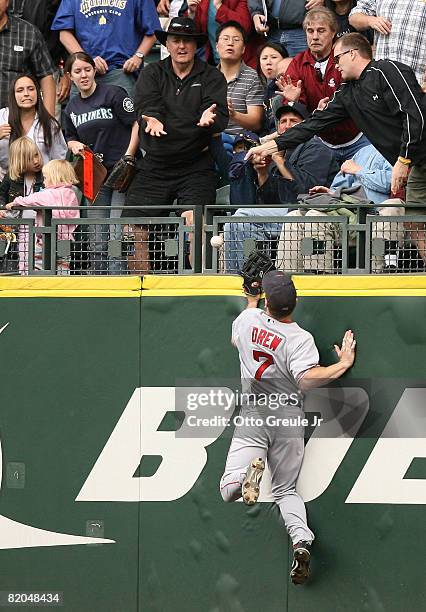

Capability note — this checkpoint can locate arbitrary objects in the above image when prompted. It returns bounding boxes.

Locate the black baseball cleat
[290,542,311,585]
[242,458,265,505]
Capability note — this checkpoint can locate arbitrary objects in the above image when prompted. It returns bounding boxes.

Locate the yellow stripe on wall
[0,275,426,297]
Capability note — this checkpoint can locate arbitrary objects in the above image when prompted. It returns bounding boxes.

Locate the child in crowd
[0,156,80,274]
[0,137,44,272]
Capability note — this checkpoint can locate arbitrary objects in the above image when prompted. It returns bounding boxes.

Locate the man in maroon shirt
[276,6,369,162]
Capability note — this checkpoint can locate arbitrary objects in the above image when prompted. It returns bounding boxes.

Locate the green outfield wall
[0,275,425,612]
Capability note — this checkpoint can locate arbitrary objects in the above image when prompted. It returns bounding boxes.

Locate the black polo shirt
[0,13,54,108]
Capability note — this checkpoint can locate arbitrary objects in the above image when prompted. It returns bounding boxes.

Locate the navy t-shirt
[63,83,136,170]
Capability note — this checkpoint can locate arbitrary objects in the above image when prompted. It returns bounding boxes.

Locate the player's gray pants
[219,407,314,545]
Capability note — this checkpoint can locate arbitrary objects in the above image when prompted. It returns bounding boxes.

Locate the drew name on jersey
[70,108,114,128]
[251,327,282,352]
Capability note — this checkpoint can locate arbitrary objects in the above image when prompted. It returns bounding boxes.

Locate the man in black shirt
[0,0,56,113]
[246,32,426,262]
[123,17,228,271]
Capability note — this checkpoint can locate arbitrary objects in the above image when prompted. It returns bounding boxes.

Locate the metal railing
[1,203,425,275]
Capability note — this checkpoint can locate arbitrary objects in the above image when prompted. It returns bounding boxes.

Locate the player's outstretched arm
[299,330,356,391]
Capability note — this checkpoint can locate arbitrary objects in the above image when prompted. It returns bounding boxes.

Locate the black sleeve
[198,68,229,135]
[62,105,79,142]
[275,88,350,151]
[374,60,426,161]
[0,175,11,208]
[134,65,167,123]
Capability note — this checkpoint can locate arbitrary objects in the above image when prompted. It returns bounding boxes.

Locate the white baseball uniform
[220,307,319,544]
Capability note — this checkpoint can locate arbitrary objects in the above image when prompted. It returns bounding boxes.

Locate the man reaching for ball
[219,271,356,584]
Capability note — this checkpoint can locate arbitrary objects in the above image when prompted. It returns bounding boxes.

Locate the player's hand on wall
[334,330,356,368]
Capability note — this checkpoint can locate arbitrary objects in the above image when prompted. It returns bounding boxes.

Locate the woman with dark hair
[0,74,67,177]
[63,51,139,274]
[256,42,289,135]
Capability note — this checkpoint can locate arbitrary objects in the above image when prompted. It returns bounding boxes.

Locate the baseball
[210,235,224,248]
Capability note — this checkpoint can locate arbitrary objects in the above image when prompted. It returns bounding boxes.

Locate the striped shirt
[350,0,426,85]
[222,62,265,135]
[0,14,54,108]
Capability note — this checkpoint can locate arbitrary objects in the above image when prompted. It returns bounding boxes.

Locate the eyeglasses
[219,35,243,43]
[333,48,358,65]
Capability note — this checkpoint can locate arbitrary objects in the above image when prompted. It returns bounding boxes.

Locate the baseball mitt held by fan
[240,250,275,296]
[104,155,136,192]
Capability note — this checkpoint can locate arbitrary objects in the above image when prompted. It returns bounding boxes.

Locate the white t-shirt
[0,108,67,175]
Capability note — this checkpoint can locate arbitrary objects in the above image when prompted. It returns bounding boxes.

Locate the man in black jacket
[246,32,426,262]
[123,17,228,271]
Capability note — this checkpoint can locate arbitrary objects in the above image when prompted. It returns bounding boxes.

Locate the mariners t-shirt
[63,83,136,170]
[232,308,319,401]
[51,0,161,69]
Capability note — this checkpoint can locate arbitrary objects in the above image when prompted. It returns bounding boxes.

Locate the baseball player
[220,271,356,584]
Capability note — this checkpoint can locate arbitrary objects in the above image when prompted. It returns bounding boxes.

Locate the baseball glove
[104,155,136,193]
[239,250,275,296]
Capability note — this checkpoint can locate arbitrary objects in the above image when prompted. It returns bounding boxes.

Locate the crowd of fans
[0,0,425,274]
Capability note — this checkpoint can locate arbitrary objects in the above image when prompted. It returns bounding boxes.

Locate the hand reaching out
[275,75,302,101]
[198,104,217,127]
[142,115,167,137]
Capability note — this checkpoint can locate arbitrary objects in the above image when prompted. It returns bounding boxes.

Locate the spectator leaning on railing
[275,7,369,163]
[246,34,426,261]
[223,102,339,271]
[349,0,426,87]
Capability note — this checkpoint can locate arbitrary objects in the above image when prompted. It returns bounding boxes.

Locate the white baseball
[210,235,224,248]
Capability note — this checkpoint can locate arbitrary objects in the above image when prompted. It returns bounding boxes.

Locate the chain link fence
[1,204,425,275]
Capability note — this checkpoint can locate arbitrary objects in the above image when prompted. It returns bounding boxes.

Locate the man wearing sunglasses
[276,7,369,163]
[246,32,426,262]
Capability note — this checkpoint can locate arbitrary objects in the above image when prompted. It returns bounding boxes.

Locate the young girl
[0,137,44,272]
[1,157,80,274]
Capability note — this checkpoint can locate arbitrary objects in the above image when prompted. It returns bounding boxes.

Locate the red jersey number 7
[253,350,275,380]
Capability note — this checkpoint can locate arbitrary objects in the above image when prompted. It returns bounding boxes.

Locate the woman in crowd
[63,52,139,274]
[256,42,289,135]
[0,74,67,178]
